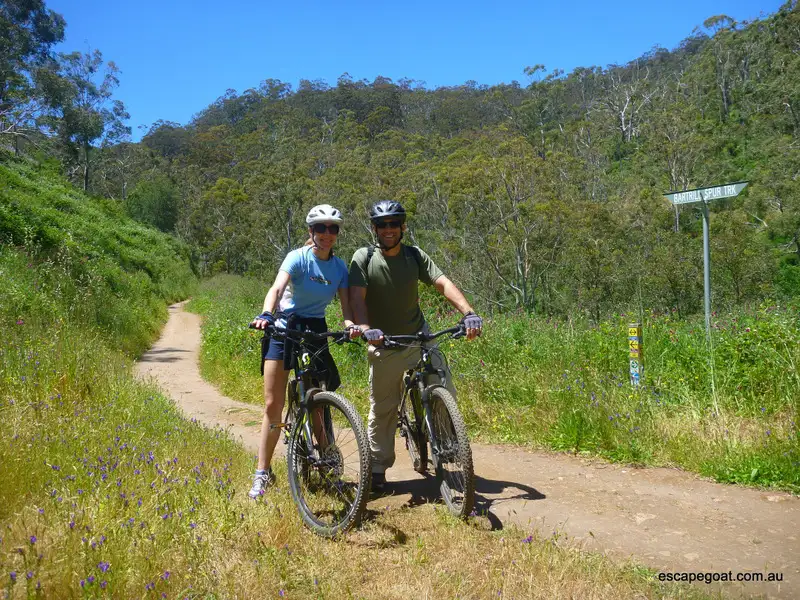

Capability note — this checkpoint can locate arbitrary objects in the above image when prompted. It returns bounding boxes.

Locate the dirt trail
[135,302,799,599]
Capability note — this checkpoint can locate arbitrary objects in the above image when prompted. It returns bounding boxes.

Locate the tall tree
[39,49,130,192]
[0,0,64,144]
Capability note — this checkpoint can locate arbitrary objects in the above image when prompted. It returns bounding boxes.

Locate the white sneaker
[248,468,276,499]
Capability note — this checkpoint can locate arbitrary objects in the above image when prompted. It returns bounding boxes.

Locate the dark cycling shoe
[371,472,387,496]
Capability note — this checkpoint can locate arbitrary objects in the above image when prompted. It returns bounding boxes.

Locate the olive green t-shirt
[349,245,443,335]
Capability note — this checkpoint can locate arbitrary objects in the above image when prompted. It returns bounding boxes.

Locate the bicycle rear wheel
[428,386,474,519]
[286,392,370,537]
[401,388,428,474]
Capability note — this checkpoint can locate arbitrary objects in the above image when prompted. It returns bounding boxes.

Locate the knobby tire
[286,391,370,537]
[428,386,475,519]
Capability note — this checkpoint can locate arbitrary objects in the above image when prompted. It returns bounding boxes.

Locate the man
[349,200,483,493]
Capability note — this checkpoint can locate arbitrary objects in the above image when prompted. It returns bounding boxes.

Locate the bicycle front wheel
[428,386,475,519]
[286,391,370,537]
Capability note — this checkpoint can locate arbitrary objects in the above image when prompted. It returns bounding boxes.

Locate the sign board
[665,182,748,205]
[665,181,750,337]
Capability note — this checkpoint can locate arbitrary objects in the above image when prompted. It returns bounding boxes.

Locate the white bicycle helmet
[306,204,344,225]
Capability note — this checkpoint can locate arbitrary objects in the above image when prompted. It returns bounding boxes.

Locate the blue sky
[47,0,784,141]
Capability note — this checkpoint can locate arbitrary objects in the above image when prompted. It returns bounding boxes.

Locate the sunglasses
[375,220,403,229]
[312,223,340,235]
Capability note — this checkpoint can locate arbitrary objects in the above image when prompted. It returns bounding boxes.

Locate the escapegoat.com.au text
[657,571,784,584]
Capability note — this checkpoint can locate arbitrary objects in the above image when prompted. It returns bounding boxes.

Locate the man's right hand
[363,328,384,345]
[251,311,275,330]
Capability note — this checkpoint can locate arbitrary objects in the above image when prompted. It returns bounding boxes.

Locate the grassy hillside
[0,155,704,597]
[188,274,800,492]
[0,155,195,355]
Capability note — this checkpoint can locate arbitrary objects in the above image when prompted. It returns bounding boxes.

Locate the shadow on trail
[379,474,546,531]
[475,475,545,502]
[473,475,546,531]
[138,348,190,362]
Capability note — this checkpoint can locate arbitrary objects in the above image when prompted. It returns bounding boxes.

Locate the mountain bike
[383,325,475,519]
[253,324,371,537]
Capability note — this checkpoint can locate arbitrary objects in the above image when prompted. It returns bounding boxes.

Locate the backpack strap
[363,244,423,285]
[407,245,423,272]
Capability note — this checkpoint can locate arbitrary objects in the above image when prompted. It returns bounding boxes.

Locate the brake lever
[334,333,350,345]
[451,326,467,340]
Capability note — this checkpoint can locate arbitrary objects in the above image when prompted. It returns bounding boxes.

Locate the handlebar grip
[248,321,275,334]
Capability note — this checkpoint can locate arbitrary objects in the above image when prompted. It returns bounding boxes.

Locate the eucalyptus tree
[451,134,567,313]
[596,59,660,145]
[0,0,64,145]
[186,177,252,273]
[38,49,130,192]
[703,15,738,122]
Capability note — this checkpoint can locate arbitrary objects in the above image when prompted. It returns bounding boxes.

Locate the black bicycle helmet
[369,200,406,223]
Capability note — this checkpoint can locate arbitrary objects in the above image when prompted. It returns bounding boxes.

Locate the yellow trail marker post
[628,323,643,387]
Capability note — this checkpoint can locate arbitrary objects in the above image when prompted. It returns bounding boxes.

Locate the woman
[248,204,357,498]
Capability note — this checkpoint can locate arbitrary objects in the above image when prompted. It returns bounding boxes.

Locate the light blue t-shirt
[277,246,348,319]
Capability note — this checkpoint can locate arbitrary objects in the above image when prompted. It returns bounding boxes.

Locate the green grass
[0,156,705,598]
[0,316,708,599]
[188,274,800,492]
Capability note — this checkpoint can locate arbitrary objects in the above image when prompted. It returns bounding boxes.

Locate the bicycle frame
[393,328,462,469]
[271,328,345,464]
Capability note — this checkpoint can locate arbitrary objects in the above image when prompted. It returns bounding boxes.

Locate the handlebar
[248,323,356,345]
[382,324,465,348]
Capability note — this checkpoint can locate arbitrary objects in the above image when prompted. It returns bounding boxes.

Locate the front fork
[297,380,330,461]
[420,382,444,470]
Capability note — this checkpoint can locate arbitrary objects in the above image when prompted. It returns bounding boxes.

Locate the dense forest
[2,0,799,319]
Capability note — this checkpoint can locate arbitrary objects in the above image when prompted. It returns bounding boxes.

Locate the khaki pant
[367,337,457,474]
